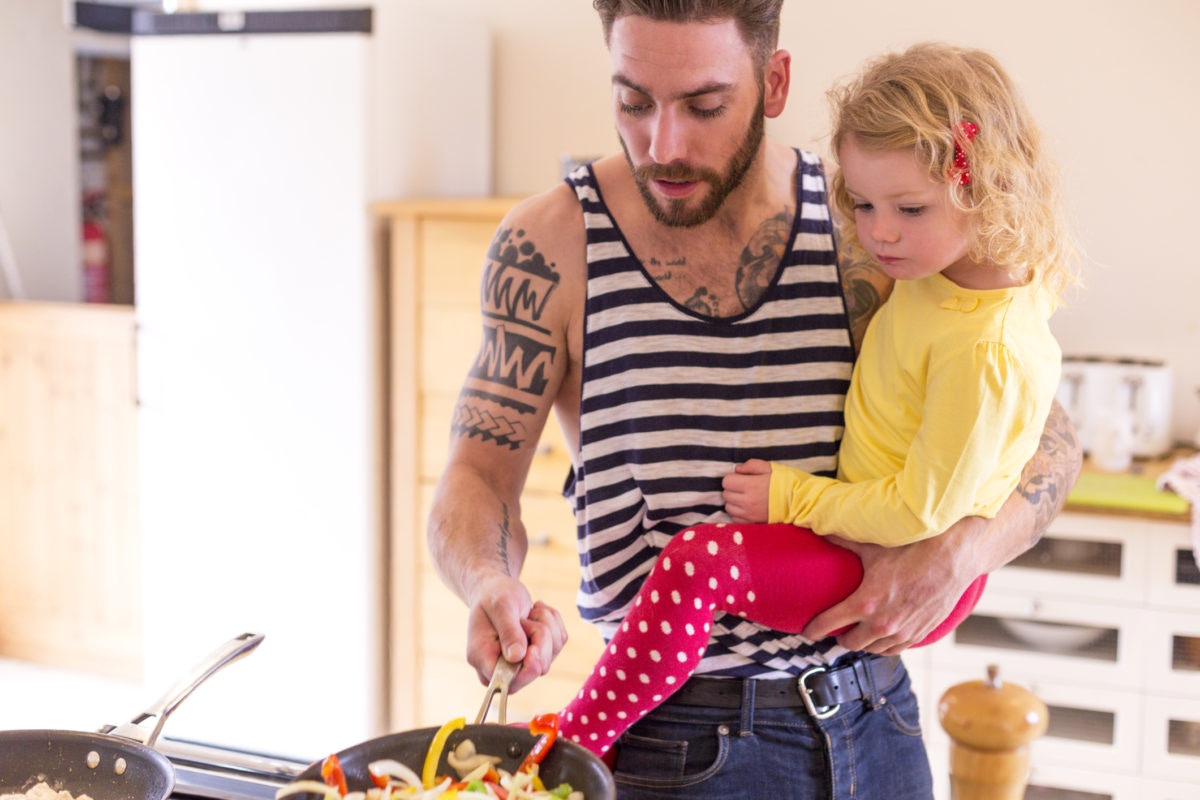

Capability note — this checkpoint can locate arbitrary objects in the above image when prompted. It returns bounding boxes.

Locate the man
[427,1,1081,797]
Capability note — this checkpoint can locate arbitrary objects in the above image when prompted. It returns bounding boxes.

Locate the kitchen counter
[1065,446,1195,521]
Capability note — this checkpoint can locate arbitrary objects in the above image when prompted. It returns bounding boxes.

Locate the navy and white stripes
[566,150,857,674]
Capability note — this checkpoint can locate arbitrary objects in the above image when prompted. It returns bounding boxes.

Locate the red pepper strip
[518,712,560,774]
[486,780,510,800]
[320,754,349,796]
[368,769,388,790]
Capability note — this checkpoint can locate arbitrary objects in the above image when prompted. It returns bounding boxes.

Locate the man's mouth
[653,178,700,198]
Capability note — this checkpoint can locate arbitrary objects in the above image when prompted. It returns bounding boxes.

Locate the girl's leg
[559,522,862,755]
[558,521,986,756]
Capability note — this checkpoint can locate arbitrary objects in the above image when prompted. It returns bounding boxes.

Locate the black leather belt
[666,655,901,719]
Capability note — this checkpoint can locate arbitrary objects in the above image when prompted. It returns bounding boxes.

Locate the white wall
[1,0,1197,432]
[0,0,82,301]
[437,0,1200,445]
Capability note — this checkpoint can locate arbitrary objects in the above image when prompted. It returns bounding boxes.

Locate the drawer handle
[529,532,552,548]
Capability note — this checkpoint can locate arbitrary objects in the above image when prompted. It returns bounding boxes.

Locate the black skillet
[0,632,263,800]
[289,724,615,800]
[289,657,615,799]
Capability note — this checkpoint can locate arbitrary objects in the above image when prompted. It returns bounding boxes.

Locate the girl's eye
[900,206,925,216]
[853,202,873,212]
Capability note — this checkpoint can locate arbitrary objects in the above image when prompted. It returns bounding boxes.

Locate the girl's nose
[869,214,900,244]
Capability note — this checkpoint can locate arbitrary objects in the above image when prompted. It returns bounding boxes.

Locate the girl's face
[838,135,983,286]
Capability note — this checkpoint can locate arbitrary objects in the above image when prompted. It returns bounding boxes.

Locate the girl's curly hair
[828,42,1079,298]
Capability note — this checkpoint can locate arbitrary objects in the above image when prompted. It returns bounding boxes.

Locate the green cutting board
[1067,471,1191,516]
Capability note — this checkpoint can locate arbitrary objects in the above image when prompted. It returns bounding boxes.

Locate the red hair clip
[953,121,979,186]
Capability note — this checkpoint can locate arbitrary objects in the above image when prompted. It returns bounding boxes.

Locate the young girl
[558,42,1078,757]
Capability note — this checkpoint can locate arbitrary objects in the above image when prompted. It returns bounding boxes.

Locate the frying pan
[290,658,616,800]
[290,724,615,800]
[0,632,264,800]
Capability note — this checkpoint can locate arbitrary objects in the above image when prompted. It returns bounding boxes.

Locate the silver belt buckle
[799,665,840,719]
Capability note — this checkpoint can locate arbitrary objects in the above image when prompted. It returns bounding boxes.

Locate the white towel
[1158,453,1200,569]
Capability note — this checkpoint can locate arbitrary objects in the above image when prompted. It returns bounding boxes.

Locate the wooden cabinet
[0,302,140,678]
[379,199,604,730]
[913,493,1199,800]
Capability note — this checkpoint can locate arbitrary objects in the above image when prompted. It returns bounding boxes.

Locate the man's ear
[764,49,791,119]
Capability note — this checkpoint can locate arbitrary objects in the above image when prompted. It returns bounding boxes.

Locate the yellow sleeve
[767,341,1041,546]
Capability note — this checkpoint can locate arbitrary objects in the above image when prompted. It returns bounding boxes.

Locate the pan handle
[108,632,265,748]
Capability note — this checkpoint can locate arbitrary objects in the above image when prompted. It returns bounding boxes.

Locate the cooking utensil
[290,723,616,800]
[474,657,519,725]
[0,632,264,800]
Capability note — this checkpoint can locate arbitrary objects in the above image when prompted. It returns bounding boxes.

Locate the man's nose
[647,109,687,165]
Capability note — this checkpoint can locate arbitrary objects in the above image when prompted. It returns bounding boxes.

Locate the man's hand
[722,459,773,522]
[466,573,569,693]
[803,519,986,655]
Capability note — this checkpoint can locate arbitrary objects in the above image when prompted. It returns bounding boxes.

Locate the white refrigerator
[129,4,491,758]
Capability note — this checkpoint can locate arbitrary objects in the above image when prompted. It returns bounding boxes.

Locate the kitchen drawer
[1147,525,1200,610]
[927,744,1148,800]
[988,512,1147,604]
[420,307,479,395]
[417,217,501,308]
[1023,763,1153,800]
[927,667,1143,773]
[934,590,1146,686]
[419,392,573,492]
[1143,694,1200,783]
[1143,610,1200,698]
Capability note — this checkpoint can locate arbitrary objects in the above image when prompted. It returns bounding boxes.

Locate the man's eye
[619,101,650,116]
[691,105,726,120]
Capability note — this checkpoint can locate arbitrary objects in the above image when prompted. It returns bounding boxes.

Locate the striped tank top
[565,149,858,675]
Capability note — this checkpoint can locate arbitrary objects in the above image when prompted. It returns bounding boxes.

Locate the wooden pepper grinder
[938,664,1049,800]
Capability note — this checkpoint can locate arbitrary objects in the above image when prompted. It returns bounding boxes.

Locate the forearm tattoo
[496,502,514,576]
[453,227,560,448]
[1019,402,1083,544]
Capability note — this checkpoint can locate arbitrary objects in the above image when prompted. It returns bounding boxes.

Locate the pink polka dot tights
[558,522,985,756]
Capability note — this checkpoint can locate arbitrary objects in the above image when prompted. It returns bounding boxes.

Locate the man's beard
[623,95,766,229]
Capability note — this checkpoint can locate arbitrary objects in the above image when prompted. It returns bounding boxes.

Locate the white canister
[1057,356,1173,460]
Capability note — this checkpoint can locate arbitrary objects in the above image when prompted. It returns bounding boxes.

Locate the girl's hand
[721,459,773,522]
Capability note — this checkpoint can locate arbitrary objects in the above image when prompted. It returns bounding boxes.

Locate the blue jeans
[610,658,933,799]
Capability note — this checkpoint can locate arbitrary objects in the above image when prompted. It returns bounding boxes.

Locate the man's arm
[838,241,894,354]
[803,400,1083,654]
[426,187,582,691]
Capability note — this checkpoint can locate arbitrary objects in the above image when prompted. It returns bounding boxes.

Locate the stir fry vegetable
[274,714,583,800]
[423,718,466,789]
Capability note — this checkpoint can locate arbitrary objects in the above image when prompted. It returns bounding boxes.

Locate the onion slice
[367,758,423,789]
[274,780,343,800]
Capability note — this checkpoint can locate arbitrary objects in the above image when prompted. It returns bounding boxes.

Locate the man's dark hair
[592,0,784,66]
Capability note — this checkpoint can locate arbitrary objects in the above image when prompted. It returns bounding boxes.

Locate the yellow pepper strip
[422,717,466,788]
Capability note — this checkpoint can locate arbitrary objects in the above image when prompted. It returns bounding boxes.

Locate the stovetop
[157,738,312,800]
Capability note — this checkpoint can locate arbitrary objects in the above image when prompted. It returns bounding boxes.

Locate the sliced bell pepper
[518,712,560,774]
[423,717,466,788]
[320,754,348,796]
